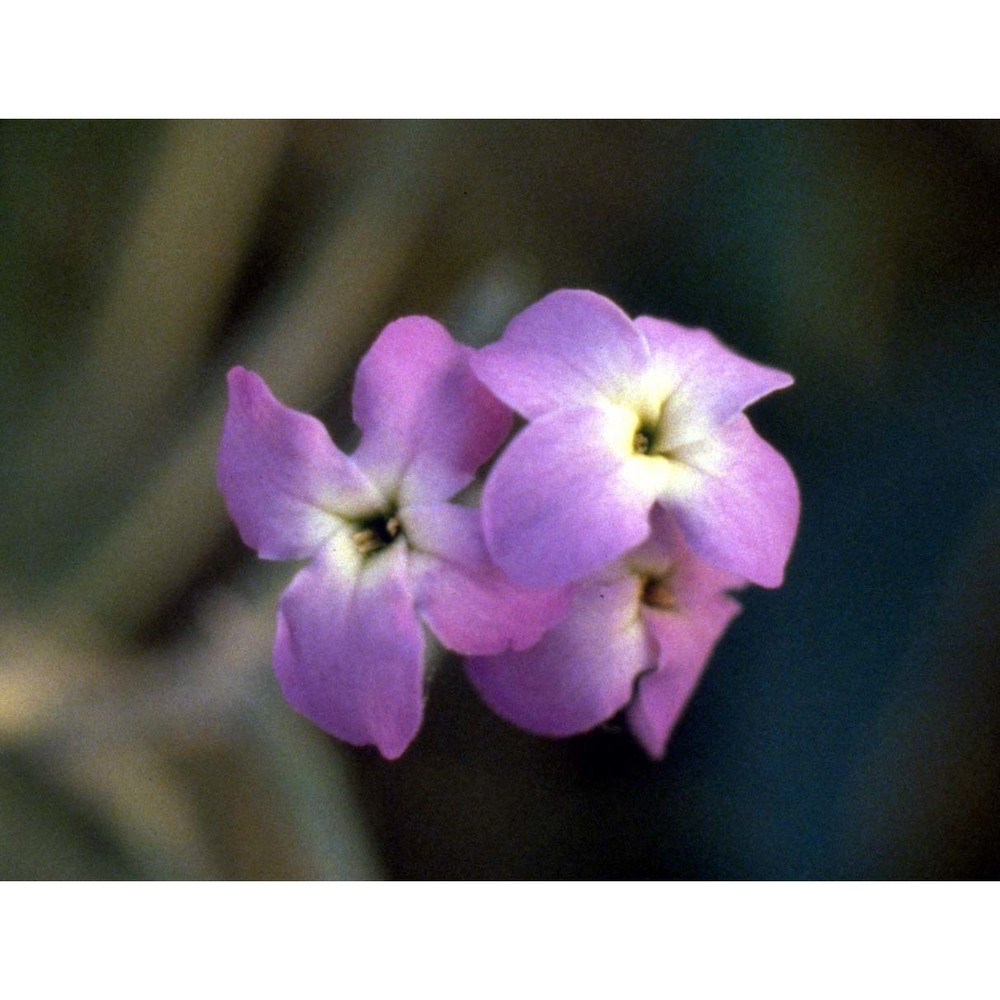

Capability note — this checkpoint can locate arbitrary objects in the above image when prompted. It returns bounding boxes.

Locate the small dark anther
[641,575,678,610]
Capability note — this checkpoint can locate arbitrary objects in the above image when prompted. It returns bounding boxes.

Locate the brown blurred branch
[47,122,452,643]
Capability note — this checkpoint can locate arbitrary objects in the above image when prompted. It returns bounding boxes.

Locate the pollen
[352,513,401,555]
[632,429,651,454]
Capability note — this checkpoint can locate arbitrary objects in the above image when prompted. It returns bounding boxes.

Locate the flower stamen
[632,404,664,455]
[641,574,678,610]
[632,429,651,454]
[352,513,401,555]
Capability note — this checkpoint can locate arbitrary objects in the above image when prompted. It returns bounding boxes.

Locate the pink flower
[472,289,800,589]
[466,506,745,757]
[218,317,569,759]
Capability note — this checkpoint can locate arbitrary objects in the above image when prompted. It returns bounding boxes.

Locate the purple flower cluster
[218,290,799,759]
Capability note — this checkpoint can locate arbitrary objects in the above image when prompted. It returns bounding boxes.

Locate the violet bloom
[218,317,568,759]
[472,290,800,589]
[466,506,744,758]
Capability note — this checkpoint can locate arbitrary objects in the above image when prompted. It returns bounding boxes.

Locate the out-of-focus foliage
[0,121,997,878]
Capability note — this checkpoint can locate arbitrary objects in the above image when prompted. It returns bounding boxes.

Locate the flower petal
[629,503,746,599]
[273,537,425,759]
[635,317,794,451]
[218,367,383,560]
[405,502,571,655]
[465,573,651,737]
[624,505,744,756]
[627,588,743,758]
[471,289,651,418]
[481,404,673,587]
[350,316,512,504]
[660,414,801,587]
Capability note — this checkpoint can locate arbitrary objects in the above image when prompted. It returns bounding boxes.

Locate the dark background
[1,120,997,878]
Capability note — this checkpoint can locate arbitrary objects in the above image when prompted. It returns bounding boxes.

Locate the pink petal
[273,538,425,759]
[624,505,744,756]
[635,316,794,451]
[662,414,801,588]
[481,405,672,587]
[471,289,651,418]
[405,502,571,655]
[630,503,746,598]
[465,573,652,737]
[218,367,382,561]
[627,587,743,759]
[350,316,512,504]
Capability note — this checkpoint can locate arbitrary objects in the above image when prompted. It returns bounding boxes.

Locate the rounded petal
[405,502,571,655]
[218,367,382,561]
[627,589,743,759]
[471,289,651,418]
[481,404,673,587]
[635,317,794,451]
[661,415,801,588]
[466,574,651,737]
[273,538,425,759]
[629,503,747,599]
[350,316,512,504]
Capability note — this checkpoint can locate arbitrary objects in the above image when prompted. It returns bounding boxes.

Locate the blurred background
[0,120,996,879]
